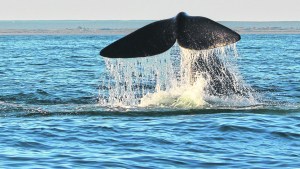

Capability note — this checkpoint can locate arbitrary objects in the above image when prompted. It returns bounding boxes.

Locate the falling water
[99,43,256,108]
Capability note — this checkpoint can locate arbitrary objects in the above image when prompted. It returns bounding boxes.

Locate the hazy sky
[0,0,299,21]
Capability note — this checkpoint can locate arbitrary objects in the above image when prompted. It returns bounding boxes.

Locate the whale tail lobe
[100,12,240,58]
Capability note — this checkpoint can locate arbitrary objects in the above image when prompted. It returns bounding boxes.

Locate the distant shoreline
[0,28,300,35]
[0,29,136,35]
[1,20,299,35]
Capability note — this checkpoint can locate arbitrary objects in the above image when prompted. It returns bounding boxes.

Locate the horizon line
[0,19,300,22]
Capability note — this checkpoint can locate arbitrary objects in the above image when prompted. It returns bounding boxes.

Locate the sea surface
[0,29,299,168]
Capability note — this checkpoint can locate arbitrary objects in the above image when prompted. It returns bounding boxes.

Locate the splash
[99,43,256,108]
[139,77,207,108]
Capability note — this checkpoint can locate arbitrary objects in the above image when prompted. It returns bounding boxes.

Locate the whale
[100,12,248,96]
[100,12,240,58]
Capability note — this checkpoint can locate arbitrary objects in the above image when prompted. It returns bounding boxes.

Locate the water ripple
[0,34,299,168]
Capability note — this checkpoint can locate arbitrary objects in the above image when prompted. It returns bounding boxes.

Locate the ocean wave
[0,90,97,105]
[1,102,299,118]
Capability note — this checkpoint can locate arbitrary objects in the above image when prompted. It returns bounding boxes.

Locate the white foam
[139,76,207,108]
[99,43,256,108]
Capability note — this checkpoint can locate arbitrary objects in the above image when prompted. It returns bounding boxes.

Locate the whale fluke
[100,12,240,58]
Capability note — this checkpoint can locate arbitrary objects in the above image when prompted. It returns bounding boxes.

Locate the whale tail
[100,12,240,58]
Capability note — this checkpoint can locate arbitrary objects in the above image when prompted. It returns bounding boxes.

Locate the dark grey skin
[100,12,240,58]
[192,53,249,96]
[100,12,247,96]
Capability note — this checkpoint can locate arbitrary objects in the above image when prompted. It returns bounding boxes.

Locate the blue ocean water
[0,34,299,168]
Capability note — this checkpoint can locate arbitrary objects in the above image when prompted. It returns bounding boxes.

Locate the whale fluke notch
[100,12,241,58]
